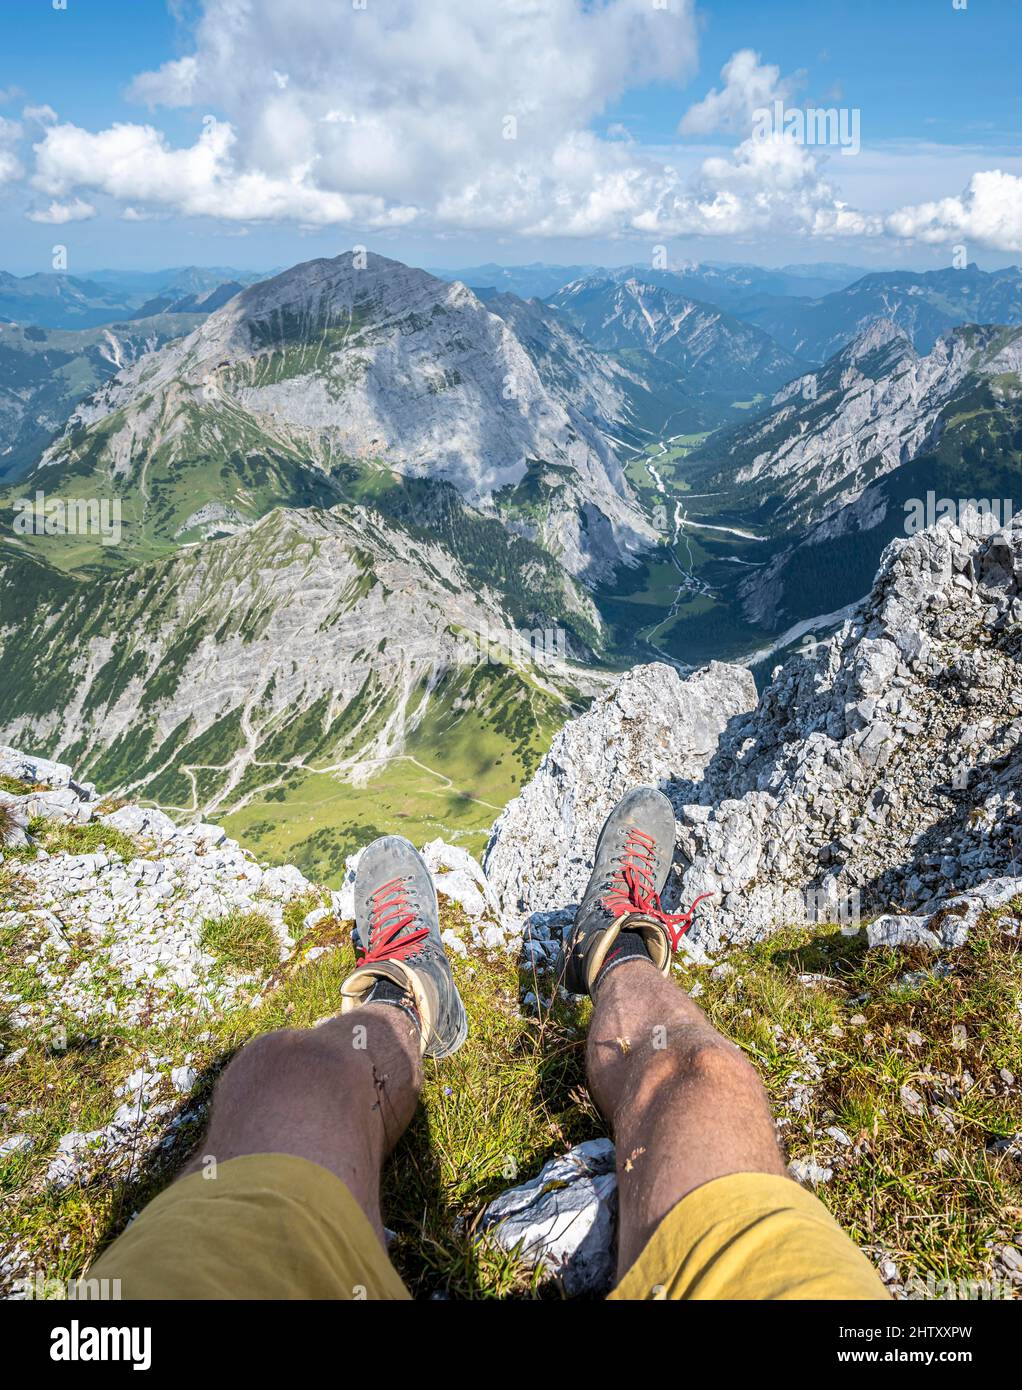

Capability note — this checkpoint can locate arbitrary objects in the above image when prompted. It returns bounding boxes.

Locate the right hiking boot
[339,836,468,1059]
[561,785,711,997]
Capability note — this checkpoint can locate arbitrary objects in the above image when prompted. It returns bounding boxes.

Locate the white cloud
[32,0,700,235]
[632,133,881,240]
[32,117,414,227]
[885,169,1022,253]
[12,7,1022,254]
[25,197,96,224]
[22,104,58,125]
[121,205,170,222]
[0,115,23,183]
[679,49,800,137]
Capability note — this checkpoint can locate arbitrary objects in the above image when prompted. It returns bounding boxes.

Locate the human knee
[220,1026,333,1099]
[684,1036,761,1091]
[633,1033,761,1106]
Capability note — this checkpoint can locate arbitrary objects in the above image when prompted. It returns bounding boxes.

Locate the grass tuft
[200,910,280,976]
[0,774,34,796]
[26,819,140,861]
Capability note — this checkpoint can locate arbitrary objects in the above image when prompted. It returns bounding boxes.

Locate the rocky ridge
[486,507,1022,962]
[0,503,594,824]
[548,275,806,399]
[691,321,1022,542]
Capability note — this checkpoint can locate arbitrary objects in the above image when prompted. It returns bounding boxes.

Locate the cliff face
[486,508,1022,957]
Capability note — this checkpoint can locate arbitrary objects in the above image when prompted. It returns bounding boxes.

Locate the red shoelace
[358,876,430,965]
[602,827,713,952]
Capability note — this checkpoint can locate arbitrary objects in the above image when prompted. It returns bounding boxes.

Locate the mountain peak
[223,250,439,322]
[838,316,915,364]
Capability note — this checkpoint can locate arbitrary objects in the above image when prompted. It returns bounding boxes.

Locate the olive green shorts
[90,1153,888,1300]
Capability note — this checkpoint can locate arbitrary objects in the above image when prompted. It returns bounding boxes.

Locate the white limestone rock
[99,804,180,846]
[480,1138,618,1296]
[484,660,756,928]
[0,747,73,789]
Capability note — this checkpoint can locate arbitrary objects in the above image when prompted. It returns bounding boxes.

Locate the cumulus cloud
[12,3,1022,253]
[31,117,406,226]
[32,0,701,234]
[886,169,1022,253]
[25,197,96,224]
[632,133,881,240]
[679,49,800,137]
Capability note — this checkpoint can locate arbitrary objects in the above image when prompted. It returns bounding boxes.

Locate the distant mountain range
[0,267,264,330]
[432,260,868,304]
[131,280,245,319]
[429,262,600,301]
[0,312,205,483]
[736,264,1022,362]
[547,274,809,404]
[3,248,1022,861]
[5,259,1021,377]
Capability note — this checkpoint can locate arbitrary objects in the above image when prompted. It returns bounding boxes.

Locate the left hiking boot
[560,785,710,997]
[340,836,468,1059]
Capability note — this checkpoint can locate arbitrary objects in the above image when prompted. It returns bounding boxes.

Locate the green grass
[23,819,139,862]
[0,774,34,796]
[2,840,1019,1298]
[200,911,280,976]
[0,892,595,1299]
[222,670,567,880]
[675,914,1022,1292]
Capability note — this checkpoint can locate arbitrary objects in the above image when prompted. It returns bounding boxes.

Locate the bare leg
[586,958,787,1279]
[182,1003,421,1245]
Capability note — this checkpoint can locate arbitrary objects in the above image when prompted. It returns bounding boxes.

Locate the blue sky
[1,0,1019,275]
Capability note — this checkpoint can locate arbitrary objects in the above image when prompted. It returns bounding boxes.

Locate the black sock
[366,977,420,1028]
[595,930,653,989]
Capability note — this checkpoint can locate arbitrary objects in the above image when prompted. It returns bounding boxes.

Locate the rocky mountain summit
[487,506,1022,961]
[36,252,653,582]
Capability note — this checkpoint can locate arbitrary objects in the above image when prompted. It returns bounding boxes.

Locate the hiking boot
[561,785,711,997]
[340,836,468,1059]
